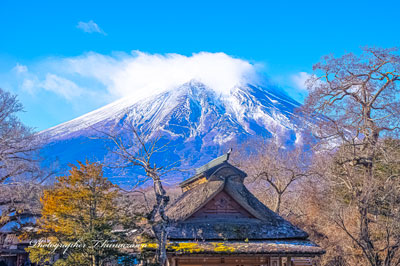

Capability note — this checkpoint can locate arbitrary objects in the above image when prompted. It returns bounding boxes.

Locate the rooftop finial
[227,148,232,160]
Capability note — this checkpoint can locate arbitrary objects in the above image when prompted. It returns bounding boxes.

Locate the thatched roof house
[0,231,30,266]
[163,153,324,266]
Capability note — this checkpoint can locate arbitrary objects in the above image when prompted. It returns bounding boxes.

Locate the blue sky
[0,0,399,131]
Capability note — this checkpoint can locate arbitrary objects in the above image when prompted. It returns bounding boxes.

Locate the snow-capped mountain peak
[40,81,303,185]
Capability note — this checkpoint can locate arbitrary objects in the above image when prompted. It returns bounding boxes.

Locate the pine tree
[27,161,137,266]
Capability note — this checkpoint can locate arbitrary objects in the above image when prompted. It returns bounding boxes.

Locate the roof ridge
[195,153,230,175]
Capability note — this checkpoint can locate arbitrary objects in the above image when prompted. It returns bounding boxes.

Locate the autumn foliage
[27,161,135,266]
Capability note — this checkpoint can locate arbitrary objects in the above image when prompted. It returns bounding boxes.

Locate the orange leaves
[35,160,120,240]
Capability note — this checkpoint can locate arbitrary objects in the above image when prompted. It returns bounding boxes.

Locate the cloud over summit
[15,51,263,103]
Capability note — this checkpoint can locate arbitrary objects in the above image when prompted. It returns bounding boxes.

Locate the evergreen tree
[27,161,137,266]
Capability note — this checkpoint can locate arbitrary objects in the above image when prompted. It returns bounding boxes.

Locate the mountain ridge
[39,80,304,186]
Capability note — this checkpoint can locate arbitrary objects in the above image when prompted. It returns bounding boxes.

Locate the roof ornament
[227,148,232,160]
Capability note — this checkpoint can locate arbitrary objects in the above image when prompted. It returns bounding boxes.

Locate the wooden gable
[187,190,255,220]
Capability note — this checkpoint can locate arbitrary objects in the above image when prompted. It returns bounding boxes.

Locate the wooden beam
[287,256,292,266]
[171,257,176,266]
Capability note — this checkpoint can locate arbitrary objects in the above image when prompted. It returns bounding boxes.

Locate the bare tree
[0,182,43,229]
[234,138,310,215]
[0,88,40,184]
[98,121,177,265]
[0,88,49,229]
[302,47,400,266]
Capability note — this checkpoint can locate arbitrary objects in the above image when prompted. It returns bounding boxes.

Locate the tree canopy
[27,161,137,266]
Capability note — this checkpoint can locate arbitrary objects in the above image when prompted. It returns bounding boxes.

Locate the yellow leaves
[140,241,235,254]
[31,161,122,262]
[141,242,204,253]
[26,161,134,266]
[212,242,236,252]
[141,242,158,250]
[169,242,203,253]
[26,246,52,264]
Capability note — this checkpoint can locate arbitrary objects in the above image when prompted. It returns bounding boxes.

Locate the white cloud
[77,20,106,35]
[21,79,36,93]
[15,66,87,99]
[13,63,28,74]
[59,51,261,101]
[291,72,311,91]
[12,51,263,104]
[41,74,85,100]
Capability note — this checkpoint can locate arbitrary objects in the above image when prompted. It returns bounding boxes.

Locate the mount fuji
[39,80,304,186]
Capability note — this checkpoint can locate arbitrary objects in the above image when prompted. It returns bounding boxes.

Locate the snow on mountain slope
[40,80,303,186]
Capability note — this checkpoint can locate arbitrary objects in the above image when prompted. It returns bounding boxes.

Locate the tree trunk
[148,172,170,266]
[92,255,99,266]
[274,193,282,214]
[158,224,168,265]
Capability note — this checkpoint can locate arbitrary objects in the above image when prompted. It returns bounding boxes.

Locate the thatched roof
[167,179,225,222]
[160,154,325,256]
[166,176,308,240]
